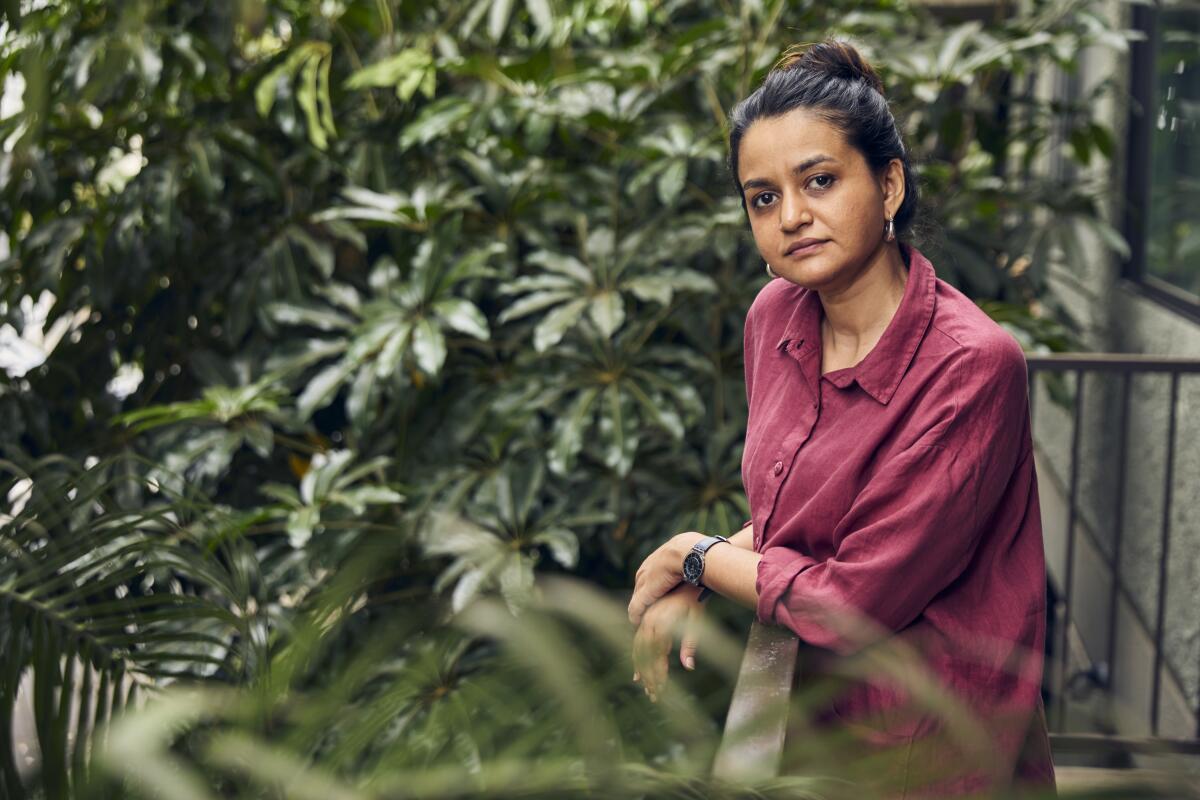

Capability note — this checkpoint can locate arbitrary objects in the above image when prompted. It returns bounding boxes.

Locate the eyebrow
[740,154,837,193]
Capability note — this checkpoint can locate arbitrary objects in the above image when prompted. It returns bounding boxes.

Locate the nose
[778,191,811,232]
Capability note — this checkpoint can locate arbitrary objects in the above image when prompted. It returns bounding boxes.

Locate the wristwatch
[681,534,729,589]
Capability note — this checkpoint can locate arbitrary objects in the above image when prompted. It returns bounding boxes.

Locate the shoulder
[745,277,807,335]
[748,276,805,319]
[926,280,1032,417]
[928,278,1028,387]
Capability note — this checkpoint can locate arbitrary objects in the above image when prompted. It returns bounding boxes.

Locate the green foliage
[0,0,1139,796]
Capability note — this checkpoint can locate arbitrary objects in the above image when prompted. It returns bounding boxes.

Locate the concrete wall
[1029,0,1200,745]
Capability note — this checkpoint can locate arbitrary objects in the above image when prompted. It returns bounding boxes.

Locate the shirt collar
[774,242,937,405]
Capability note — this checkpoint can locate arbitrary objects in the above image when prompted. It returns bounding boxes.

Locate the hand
[627,531,704,626]
[631,584,705,702]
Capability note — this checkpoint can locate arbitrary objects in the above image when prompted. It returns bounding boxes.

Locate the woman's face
[736,107,904,291]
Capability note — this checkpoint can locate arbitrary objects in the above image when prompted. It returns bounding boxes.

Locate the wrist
[671,531,706,563]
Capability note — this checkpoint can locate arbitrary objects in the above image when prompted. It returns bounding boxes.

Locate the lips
[785,239,827,256]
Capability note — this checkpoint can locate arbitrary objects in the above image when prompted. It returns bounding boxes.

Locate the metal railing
[1026,353,1200,744]
[712,352,1200,780]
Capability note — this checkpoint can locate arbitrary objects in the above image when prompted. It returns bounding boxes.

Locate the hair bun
[776,39,886,96]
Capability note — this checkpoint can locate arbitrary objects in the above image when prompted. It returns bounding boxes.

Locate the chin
[780,259,841,290]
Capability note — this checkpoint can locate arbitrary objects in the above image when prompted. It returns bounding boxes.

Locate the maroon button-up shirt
[743,243,1056,795]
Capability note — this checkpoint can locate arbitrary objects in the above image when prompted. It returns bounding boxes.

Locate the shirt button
[772,461,783,475]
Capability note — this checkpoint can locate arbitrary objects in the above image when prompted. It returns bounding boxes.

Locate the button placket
[756,340,821,550]
[757,409,818,547]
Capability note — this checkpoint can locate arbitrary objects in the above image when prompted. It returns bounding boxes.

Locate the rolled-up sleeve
[755,341,1031,654]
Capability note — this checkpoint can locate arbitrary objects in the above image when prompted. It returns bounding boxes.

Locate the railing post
[1151,372,1180,736]
[1104,373,1132,693]
[1056,368,1086,729]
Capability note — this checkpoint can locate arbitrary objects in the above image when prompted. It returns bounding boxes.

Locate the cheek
[748,219,775,252]
[827,195,877,242]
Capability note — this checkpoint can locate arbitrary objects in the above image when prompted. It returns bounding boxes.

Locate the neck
[818,243,908,350]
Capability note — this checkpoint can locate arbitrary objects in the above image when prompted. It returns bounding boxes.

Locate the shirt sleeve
[755,339,1031,655]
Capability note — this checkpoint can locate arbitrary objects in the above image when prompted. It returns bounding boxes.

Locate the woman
[627,39,1057,798]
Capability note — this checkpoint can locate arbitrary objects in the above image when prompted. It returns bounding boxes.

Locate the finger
[680,604,702,670]
[642,626,668,700]
[636,625,654,695]
[627,592,644,626]
[632,627,654,691]
[653,639,670,697]
[631,628,646,677]
[629,577,677,626]
[628,581,661,625]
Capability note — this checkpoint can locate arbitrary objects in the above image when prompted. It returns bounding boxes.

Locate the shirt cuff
[755,545,818,627]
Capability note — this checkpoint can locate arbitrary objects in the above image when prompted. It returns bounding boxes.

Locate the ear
[879,158,905,219]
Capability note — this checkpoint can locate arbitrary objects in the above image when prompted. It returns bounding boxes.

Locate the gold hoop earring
[765,262,778,279]
[884,217,896,242]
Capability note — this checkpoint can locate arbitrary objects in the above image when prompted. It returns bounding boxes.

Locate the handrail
[1024,353,1200,372]
[710,621,799,781]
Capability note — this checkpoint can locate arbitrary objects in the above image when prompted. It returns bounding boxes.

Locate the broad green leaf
[526,0,553,36]
[497,290,574,324]
[285,226,335,279]
[432,298,490,339]
[533,298,587,352]
[624,275,673,306]
[497,552,536,612]
[548,387,598,476]
[412,318,447,375]
[656,159,687,205]
[374,323,412,379]
[344,48,435,101]
[316,50,336,138]
[399,98,473,151]
[488,0,515,41]
[287,506,319,548]
[937,22,983,76]
[531,527,579,569]
[497,274,576,294]
[240,419,274,458]
[296,360,354,419]
[266,303,353,331]
[254,49,306,117]
[297,52,328,150]
[302,449,355,504]
[527,250,592,284]
[588,290,624,338]
[346,364,376,425]
[598,383,638,477]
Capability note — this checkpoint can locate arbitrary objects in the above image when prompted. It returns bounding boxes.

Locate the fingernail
[685,656,695,670]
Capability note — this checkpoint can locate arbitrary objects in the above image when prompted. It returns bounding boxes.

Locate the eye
[750,191,777,210]
[807,174,835,190]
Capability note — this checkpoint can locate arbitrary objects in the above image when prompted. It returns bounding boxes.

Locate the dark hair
[727,39,919,239]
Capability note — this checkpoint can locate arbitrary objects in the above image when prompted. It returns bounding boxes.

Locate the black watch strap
[692,534,729,556]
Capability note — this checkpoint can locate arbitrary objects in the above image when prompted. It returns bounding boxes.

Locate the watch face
[682,552,704,585]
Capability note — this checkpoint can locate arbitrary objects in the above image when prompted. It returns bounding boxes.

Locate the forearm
[695,535,760,610]
[727,520,754,549]
[669,528,760,611]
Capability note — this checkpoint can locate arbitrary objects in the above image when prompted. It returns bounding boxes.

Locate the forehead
[737,107,859,181]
